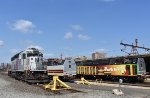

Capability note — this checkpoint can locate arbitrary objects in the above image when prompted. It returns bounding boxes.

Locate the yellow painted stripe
[80,67,81,74]
[130,65,133,75]
[89,67,90,74]
[95,66,97,75]
[83,67,85,74]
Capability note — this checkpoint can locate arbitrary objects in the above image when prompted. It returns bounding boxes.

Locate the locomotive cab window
[27,53,39,57]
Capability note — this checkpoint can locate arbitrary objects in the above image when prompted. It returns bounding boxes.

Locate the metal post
[119,79,123,91]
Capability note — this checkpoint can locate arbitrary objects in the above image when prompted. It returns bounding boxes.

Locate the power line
[120,39,150,55]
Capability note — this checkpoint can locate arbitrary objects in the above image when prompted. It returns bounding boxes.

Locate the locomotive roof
[11,48,41,61]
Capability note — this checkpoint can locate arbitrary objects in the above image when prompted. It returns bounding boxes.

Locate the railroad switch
[43,76,71,90]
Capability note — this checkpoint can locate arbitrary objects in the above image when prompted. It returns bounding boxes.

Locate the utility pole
[120,39,150,55]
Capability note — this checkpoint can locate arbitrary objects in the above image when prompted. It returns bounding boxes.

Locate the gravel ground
[0,72,150,98]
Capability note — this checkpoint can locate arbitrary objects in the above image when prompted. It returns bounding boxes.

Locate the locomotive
[8,48,49,83]
[76,56,146,82]
[45,58,76,81]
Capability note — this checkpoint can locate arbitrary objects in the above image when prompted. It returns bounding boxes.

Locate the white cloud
[100,0,116,2]
[27,45,44,51]
[8,19,35,33]
[8,19,43,34]
[94,48,108,52]
[71,24,83,31]
[78,34,91,40]
[64,32,73,39]
[0,40,4,47]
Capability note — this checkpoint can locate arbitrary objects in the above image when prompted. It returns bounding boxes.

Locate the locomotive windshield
[27,52,43,57]
[124,58,137,64]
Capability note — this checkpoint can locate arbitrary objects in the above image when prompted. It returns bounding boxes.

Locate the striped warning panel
[48,70,64,73]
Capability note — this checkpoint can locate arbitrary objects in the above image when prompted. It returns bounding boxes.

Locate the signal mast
[120,39,150,55]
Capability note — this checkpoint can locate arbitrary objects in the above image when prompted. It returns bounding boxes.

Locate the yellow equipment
[44,76,71,90]
[80,77,91,85]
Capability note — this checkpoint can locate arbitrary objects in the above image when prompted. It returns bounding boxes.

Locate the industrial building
[92,52,106,60]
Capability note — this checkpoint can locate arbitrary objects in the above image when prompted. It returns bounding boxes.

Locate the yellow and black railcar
[76,57,146,82]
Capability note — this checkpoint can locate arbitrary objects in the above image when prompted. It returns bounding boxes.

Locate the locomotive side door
[137,58,146,75]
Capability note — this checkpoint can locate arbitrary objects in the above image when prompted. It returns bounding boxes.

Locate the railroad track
[0,72,83,94]
[74,78,150,88]
[101,81,150,87]
[31,82,83,95]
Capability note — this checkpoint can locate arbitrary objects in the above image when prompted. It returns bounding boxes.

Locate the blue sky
[0,0,150,63]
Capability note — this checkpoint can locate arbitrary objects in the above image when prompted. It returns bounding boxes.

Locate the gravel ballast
[0,72,150,98]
